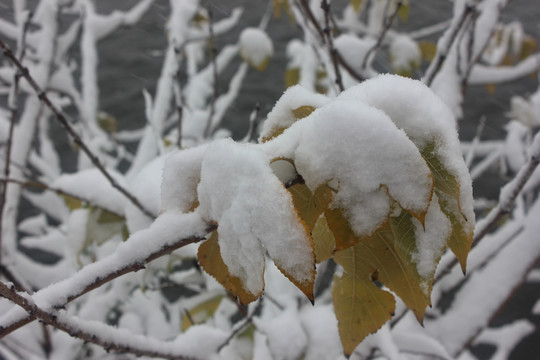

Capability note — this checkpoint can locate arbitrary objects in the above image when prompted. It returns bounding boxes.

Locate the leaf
[325,206,364,251]
[97,112,118,133]
[61,194,83,211]
[397,2,410,23]
[181,295,224,331]
[350,0,364,12]
[332,270,395,356]
[285,67,300,88]
[419,41,437,62]
[197,231,261,305]
[291,105,316,120]
[332,210,433,354]
[288,183,333,230]
[312,215,335,263]
[485,84,497,94]
[421,143,472,272]
[520,35,537,61]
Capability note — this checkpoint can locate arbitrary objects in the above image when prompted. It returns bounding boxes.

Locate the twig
[297,0,325,41]
[321,0,344,92]
[203,7,219,138]
[0,222,216,338]
[217,298,263,352]
[464,116,486,168]
[361,0,403,69]
[0,39,155,219]
[473,132,540,245]
[424,3,476,87]
[0,281,200,360]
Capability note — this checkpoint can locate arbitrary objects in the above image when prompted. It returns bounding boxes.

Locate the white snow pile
[239,27,274,70]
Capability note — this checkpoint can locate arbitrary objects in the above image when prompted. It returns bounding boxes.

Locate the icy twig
[0,39,155,219]
[361,0,403,70]
[0,281,201,360]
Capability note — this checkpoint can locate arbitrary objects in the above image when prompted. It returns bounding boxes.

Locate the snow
[254,307,308,360]
[412,194,451,290]
[334,33,376,72]
[259,85,330,142]
[337,74,475,234]
[52,168,127,216]
[389,34,421,73]
[239,27,274,70]
[196,139,314,295]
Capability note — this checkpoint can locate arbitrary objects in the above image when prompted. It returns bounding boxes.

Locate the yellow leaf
[325,206,364,251]
[350,0,364,12]
[197,231,261,305]
[520,35,537,61]
[312,215,335,263]
[419,41,437,62]
[285,67,300,88]
[181,295,224,331]
[485,84,497,94]
[97,112,118,133]
[61,194,83,211]
[397,2,410,23]
[332,271,395,356]
[288,183,333,230]
[291,105,316,120]
[421,143,472,272]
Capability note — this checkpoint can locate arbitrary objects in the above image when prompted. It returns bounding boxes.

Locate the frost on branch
[161,74,474,356]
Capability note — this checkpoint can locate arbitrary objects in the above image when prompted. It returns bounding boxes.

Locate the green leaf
[61,194,83,211]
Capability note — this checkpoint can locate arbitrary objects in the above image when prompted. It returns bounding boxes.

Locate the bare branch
[0,39,155,219]
[361,0,403,69]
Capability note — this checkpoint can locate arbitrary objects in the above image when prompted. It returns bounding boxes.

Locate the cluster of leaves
[182,75,475,356]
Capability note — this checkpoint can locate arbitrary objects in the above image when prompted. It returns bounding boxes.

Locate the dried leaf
[397,2,410,23]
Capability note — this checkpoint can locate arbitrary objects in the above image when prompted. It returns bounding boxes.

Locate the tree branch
[0,212,215,338]
[361,0,403,69]
[0,281,203,360]
[0,39,155,219]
